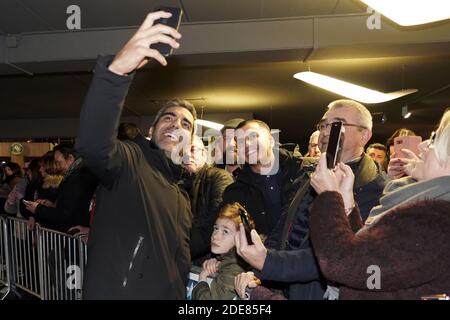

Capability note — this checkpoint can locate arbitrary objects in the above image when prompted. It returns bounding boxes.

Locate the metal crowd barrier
[0,215,87,300]
[6,217,41,298]
[0,215,11,299]
[38,226,87,300]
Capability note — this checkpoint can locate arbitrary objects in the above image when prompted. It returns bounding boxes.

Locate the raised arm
[76,11,181,186]
[75,55,131,186]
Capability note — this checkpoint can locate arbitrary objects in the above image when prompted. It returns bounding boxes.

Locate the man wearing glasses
[235,99,388,300]
[315,99,387,219]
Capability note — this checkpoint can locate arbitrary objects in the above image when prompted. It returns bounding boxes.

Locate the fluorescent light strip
[361,0,450,26]
[294,71,417,104]
[195,119,224,131]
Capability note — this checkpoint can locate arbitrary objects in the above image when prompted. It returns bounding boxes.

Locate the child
[192,202,255,300]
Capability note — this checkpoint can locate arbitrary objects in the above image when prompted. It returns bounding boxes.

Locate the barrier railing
[38,226,86,300]
[0,215,11,299]
[6,217,41,298]
[0,215,87,300]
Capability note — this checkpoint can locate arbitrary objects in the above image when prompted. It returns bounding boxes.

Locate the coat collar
[238,148,297,182]
[353,153,382,189]
[131,134,184,184]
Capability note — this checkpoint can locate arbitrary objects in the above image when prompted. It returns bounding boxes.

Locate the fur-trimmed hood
[42,174,64,189]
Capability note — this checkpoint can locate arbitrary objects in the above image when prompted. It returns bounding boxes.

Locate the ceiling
[1,0,450,149]
[0,0,365,33]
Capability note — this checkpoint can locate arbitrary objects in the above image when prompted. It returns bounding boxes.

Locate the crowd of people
[1,145,98,235]
[2,10,450,300]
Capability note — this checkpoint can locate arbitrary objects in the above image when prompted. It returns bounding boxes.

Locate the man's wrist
[255,249,268,271]
[108,63,126,76]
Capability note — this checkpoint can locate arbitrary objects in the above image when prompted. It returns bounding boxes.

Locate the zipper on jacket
[122,236,144,288]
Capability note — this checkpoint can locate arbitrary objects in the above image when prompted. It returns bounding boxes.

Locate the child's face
[211,218,238,255]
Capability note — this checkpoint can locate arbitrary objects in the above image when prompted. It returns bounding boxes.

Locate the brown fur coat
[310,191,450,300]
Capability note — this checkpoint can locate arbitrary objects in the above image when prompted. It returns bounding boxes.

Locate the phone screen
[150,7,183,57]
[326,121,344,169]
[239,209,253,245]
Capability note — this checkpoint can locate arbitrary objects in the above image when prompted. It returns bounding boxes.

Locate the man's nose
[167,116,182,129]
[174,118,182,128]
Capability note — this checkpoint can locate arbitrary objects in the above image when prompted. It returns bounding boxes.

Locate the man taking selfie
[77,10,194,299]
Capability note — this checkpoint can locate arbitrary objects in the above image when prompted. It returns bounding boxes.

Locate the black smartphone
[238,208,253,245]
[150,7,183,57]
[326,121,344,169]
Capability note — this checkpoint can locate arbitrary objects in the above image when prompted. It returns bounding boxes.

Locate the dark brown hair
[151,99,197,133]
[386,128,416,147]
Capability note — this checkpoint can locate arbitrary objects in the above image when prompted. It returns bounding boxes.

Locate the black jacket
[258,154,387,300]
[351,154,389,221]
[188,165,233,260]
[222,148,303,236]
[76,55,192,300]
[34,164,98,232]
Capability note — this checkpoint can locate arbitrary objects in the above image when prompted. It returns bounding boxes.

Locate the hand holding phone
[239,208,254,245]
[150,7,183,57]
[108,10,181,75]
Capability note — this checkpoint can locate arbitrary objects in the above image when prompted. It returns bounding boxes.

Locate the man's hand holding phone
[239,209,254,245]
[311,153,355,213]
[235,224,267,271]
[108,9,182,76]
[150,7,183,57]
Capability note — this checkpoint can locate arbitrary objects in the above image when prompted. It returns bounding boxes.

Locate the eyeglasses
[316,121,368,132]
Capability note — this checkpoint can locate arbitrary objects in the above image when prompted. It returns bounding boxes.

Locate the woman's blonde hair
[434,109,450,164]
